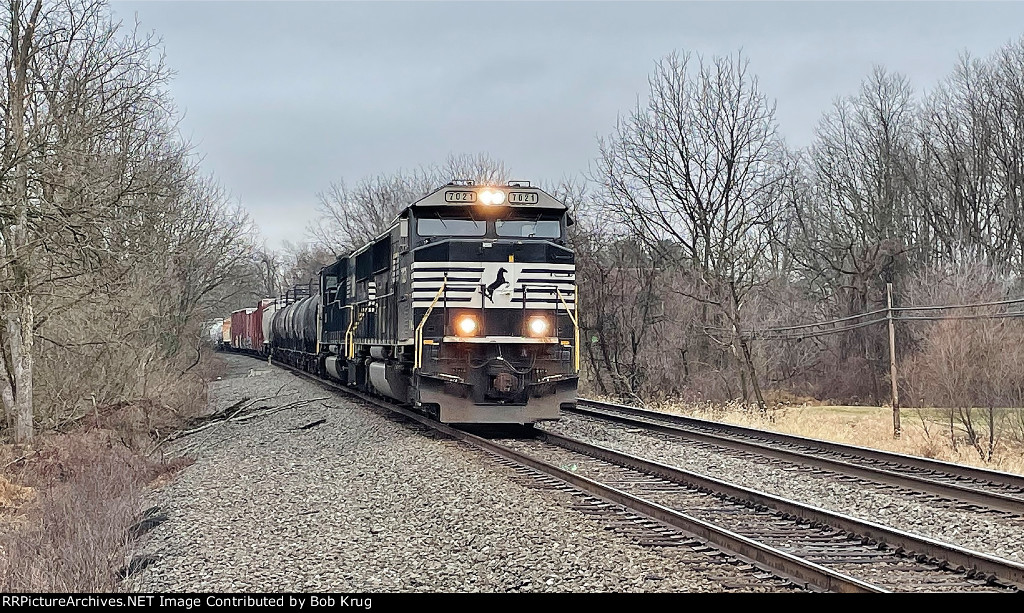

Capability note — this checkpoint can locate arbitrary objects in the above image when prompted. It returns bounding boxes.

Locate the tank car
[259,298,279,355]
[310,180,578,424]
[270,285,318,371]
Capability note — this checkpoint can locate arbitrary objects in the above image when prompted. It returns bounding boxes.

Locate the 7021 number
[444,191,477,203]
[508,192,539,204]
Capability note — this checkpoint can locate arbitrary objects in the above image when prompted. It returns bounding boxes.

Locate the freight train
[214,180,578,424]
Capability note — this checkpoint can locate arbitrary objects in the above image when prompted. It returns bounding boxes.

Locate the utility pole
[887,282,901,439]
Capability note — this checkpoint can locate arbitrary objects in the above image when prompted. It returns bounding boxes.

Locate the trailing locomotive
[228,180,578,425]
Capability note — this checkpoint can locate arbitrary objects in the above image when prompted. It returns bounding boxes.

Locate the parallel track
[571,399,1024,516]
[261,358,1024,593]
[504,430,1023,593]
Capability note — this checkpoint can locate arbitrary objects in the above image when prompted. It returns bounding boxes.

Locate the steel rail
[537,429,1024,590]
[249,356,1024,592]
[270,360,874,592]
[578,399,1024,498]
[570,401,1024,515]
[368,396,882,593]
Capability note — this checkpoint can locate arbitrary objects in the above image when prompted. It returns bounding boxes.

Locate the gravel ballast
[544,414,1024,565]
[129,353,792,593]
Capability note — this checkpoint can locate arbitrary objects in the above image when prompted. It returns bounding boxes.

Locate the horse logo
[483,267,509,302]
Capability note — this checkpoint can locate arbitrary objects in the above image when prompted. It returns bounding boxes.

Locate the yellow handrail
[414,277,448,370]
[557,287,579,373]
[342,305,357,359]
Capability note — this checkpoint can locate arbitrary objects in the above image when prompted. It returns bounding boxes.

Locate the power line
[745,317,891,341]
[892,296,1024,312]
[713,294,1024,340]
[704,308,888,335]
[895,311,1024,322]
[704,316,891,342]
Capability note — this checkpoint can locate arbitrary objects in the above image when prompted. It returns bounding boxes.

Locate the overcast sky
[111,1,1024,249]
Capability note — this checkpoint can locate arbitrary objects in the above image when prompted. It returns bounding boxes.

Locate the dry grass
[0,430,195,592]
[649,399,1024,476]
[0,432,139,591]
[0,475,35,511]
[0,357,211,592]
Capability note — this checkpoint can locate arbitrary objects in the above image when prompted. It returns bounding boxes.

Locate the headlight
[527,316,550,337]
[456,314,479,336]
[479,189,506,205]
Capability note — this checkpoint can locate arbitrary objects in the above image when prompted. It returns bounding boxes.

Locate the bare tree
[0,0,43,442]
[918,54,1001,264]
[569,196,662,400]
[279,240,336,289]
[0,0,258,440]
[253,245,284,298]
[789,66,920,403]
[594,51,788,410]
[439,152,509,186]
[917,39,1024,271]
[988,40,1024,269]
[310,153,509,254]
[900,259,1024,461]
[309,171,428,255]
[0,0,185,442]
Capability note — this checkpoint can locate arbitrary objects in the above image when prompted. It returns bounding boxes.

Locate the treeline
[0,0,268,444]
[6,1,1023,453]
[577,42,1024,419]
[304,39,1024,443]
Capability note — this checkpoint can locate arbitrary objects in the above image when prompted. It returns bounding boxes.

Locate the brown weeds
[0,357,211,591]
[661,400,1024,476]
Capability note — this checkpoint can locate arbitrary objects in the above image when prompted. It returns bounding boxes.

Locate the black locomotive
[270,180,578,424]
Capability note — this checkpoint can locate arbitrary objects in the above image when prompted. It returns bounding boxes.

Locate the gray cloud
[112,1,1024,247]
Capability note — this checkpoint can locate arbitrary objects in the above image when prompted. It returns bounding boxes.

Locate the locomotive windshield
[417,216,486,236]
[413,205,564,240]
[495,218,561,238]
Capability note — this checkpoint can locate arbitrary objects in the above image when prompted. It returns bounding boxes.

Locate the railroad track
[266,360,1024,593]
[569,399,1024,516]
[497,430,1023,593]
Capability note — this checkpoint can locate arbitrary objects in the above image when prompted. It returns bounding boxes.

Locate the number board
[444,190,477,203]
[508,192,539,204]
